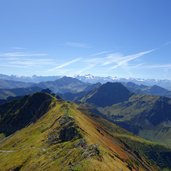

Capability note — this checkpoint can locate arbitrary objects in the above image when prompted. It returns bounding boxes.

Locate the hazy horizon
[1,73,171,81]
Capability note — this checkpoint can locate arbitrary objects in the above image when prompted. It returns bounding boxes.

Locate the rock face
[82,144,100,158]
[48,115,81,144]
[59,125,80,142]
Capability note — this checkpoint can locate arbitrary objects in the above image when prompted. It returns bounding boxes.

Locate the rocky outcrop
[47,115,81,144]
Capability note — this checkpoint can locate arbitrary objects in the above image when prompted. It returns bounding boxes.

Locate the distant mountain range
[74,74,171,90]
[1,73,171,90]
[0,77,92,100]
[73,74,171,91]
[1,75,171,103]
[0,74,61,83]
[35,76,91,93]
[123,82,171,98]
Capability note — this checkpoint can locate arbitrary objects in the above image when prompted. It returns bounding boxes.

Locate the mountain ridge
[0,92,171,170]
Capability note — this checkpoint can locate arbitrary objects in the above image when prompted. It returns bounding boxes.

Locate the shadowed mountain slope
[0,92,54,136]
[81,82,133,107]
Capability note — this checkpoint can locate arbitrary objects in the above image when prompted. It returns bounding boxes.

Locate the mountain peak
[82,82,133,107]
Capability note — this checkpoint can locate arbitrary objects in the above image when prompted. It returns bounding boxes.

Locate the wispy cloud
[102,53,123,66]
[10,58,54,66]
[109,49,154,69]
[89,51,111,57]
[0,50,54,70]
[65,42,90,48]
[1,47,168,77]
[81,49,154,72]
[0,58,55,69]
[0,51,48,57]
[0,64,31,68]
[48,57,82,72]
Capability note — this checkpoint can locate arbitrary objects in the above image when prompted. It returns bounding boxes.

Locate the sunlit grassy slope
[0,93,170,171]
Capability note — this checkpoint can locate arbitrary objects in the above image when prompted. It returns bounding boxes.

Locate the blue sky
[0,0,171,79]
